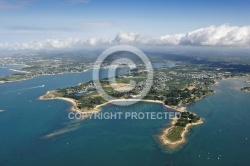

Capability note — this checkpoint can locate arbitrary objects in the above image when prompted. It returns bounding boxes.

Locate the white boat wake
[1,85,45,95]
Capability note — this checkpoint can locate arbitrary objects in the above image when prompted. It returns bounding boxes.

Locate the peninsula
[159,111,203,149]
[39,65,216,148]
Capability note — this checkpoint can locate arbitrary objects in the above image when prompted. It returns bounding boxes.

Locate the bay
[0,71,250,166]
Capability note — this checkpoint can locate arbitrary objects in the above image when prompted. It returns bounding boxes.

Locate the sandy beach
[39,92,101,114]
[39,92,187,114]
[104,99,187,112]
[9,68,31,74]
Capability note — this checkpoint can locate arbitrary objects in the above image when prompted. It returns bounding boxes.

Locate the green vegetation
[165,112,201,143]
[78,96,106,109]
[44,65,217,110]
[55,81,107,109]
[175,112,200,127]
[165,126,184,142]
[0,73,32,82]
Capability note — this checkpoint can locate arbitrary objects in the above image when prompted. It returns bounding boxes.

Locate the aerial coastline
[39,91,188,113]
[39,90,100,113]
[38,64,220,149]
[39,89,206,148]
[0,69,90,84]
[34,57,249,149]
[159,116,203,149]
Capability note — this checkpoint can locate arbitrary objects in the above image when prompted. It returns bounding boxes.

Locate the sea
[0,64,27,76]
[0,67,250,166]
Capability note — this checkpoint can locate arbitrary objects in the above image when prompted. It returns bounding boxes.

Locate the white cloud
[159,34,185,45]
[179,25,250,46]
[1,25,250,51]
[13,39,78,50]
[0,42,9,49]
[11,38,110,50]
[112,31,140,44]
[110,25,250,47]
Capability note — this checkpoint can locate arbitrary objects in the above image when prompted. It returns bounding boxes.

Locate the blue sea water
[0,69,250,165]
[0,64,26,76]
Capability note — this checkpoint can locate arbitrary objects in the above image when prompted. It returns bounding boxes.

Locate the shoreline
[39,91,100,114]
[159,118,203,149]
[157,84,217,149]
[38,78,219,149]
[240,88,250,93]
[0,70,90,84]
[9,68,31,74]
[39,92,187,114]
[0,77,34,84]
[39,91,199,149]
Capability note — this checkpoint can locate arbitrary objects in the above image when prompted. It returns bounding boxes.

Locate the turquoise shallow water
[0,70,250,165]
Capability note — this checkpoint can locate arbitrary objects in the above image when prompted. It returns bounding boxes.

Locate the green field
[166,126,185,142]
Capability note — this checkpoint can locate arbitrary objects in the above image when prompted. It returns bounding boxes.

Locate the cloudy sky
[1,0,250,50]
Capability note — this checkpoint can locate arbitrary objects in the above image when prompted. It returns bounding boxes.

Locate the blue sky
[0,0,250,49]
